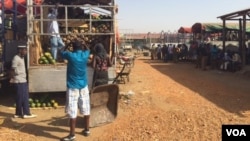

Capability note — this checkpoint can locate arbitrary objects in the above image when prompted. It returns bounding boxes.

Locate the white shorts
[65,86,90,118]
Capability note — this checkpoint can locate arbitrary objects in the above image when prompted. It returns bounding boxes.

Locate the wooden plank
[30,21,43,65]
[60,21,88,28]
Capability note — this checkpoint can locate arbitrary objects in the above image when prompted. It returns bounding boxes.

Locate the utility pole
[147,32,151,48]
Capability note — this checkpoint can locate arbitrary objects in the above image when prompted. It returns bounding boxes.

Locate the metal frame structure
[217,8,250,66]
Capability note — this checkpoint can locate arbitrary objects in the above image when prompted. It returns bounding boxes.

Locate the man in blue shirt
[60,40,91,141]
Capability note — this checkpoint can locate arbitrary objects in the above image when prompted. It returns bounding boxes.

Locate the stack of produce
[27,97,59,109]
[38,52,56,65]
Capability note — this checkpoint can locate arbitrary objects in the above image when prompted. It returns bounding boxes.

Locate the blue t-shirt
[61,50,90,89]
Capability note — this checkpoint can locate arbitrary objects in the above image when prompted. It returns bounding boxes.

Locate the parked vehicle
[122,43,133,51]
[0,0,119,127]
[0,1,118,93]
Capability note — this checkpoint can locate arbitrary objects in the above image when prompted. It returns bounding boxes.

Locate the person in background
[10,44,37,119]
[231,51,241,72]
[150,44,156,60]
[47,2,65,61]
[156,44,162,60]
[220,51,232,71]
[168,44,173,61]
[162,44,168,62]
[60,40,90,141]
[136,46,141,53]
[172,45,178,63]
[200,43,209,71]
[195,44,202,69]
[92,43,112,87]
[210,45,218,70]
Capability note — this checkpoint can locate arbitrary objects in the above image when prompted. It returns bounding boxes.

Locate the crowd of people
[150,43,188,63]
[150,41,250,73]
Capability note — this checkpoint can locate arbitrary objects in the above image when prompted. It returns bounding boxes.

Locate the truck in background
[122,43,133,51]
[0,0,118,93]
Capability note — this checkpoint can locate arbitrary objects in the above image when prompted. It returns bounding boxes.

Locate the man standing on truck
[47,2,65,61]
[60,40,91,141]
[10,44,37,119]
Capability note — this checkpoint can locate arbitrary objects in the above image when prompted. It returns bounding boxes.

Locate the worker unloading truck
[0,0,117,92]
[0,0,119,128]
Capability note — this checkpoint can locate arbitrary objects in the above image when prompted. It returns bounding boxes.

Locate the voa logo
[226,129,246,136]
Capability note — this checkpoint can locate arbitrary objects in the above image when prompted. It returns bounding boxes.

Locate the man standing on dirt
[60,40,91,141]
[92,42,112,88]
[10,44,37,119]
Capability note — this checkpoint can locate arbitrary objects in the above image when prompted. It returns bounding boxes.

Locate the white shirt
[168,45,173,54]
[0,10,2,24]
[11,55,27,83]
[47,8,60,37]
[232,53,241,63]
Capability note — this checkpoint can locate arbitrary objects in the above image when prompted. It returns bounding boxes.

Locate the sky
[116,0,250,33]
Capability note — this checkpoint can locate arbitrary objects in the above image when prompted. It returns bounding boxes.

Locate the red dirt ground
[1,50,250,141]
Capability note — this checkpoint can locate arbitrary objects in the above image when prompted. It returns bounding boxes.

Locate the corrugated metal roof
[217,8,250,20]
[191,22,250,33]
[178,27,192,33]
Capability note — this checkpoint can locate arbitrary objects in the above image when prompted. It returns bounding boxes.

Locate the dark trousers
[157,52,161,60]
[14,83,30,116]
[196,55,202,68]
[93,70,108,87]
[201,56,208,70]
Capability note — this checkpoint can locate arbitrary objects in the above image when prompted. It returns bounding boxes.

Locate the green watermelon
[31,102,36,108]
[51,99,55,103]
[42,103,46,107]
[28,98,33,103]
[36,103,41,107]
[35,99,39,103]
[47,102,52,107]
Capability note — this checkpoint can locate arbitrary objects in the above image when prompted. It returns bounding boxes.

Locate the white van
[122,43,133,51]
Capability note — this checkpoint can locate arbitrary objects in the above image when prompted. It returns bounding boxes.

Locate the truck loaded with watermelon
[0,0,118,93]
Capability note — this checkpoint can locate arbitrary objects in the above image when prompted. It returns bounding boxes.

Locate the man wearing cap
[10,44,37,119]
[47,2,65,61]
[60,40,91,141]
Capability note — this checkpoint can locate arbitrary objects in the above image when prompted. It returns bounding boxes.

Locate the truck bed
[28,65,115,93]
[28,65,67,93]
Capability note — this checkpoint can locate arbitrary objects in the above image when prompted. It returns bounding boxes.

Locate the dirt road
[1,51,250,141]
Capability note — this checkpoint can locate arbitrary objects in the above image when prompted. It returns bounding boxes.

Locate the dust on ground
[1,50,250,141]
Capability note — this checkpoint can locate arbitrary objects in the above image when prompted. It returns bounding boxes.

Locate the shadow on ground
[143,58,250,117]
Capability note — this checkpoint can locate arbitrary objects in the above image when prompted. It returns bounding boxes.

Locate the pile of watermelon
[13,94,60,109]
[38,52,56,65]
[28,97,59,109]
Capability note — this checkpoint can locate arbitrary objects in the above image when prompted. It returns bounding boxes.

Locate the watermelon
[51,99,55,103]
[28,98,33,103]
[53,102,59,108]
[36,103,41,107]
[35,99,39,103]
[47,103,52,107]
[42,103,46,107]
[31,102,36,108]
